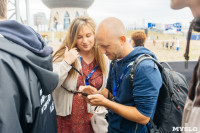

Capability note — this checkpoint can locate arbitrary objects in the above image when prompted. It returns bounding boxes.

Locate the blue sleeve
[132,60,162,117]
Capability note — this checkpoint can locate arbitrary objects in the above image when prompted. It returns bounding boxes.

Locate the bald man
[170,0,200,132]
[79,17,162,133]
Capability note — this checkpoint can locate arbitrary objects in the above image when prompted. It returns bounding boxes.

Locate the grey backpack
[128,54,188,133]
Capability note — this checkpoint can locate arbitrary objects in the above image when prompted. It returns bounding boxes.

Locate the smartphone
[75,91,89,96]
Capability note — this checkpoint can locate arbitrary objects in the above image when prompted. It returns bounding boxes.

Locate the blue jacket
[106,47,162,133]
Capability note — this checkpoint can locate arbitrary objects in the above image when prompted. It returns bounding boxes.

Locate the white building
[42,0,94,31]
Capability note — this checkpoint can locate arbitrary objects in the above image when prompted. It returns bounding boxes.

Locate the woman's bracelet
[64,60,70,65]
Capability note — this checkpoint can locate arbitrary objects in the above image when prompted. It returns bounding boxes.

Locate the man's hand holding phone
[78,86,108,106]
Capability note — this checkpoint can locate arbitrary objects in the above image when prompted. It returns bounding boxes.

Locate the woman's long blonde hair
[53,16,106,78]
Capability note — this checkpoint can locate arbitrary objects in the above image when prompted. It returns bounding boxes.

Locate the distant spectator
[162,41,165,47]
[176,39,180,51]
[131,31,147,47]
[170,42,174,49]
[165,41,169,48]
[153,39,156,46]
[172,42,174,48]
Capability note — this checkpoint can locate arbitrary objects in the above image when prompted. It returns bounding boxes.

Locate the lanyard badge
[80,57,98,86]
[112,66,129,97]
[85,66,98,85]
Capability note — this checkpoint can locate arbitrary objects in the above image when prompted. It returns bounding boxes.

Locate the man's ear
[120,35,126,43]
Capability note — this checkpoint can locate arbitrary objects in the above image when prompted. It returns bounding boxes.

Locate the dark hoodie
[0,20,58,133]
[106,47,162,133]
[0,20,52,57]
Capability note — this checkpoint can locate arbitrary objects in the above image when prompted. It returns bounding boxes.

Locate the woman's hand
[64,46,80,65]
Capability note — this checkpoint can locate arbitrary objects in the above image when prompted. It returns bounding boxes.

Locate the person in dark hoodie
[79,17,162,133]
[170,0,200,132]
[0,0,58,133]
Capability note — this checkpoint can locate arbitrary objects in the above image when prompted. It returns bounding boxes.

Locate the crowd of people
[0,0,199,133]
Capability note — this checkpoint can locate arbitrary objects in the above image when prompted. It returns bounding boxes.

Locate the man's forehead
[96,37,109,46]
[96,30,111,42]
[95,31,107,41]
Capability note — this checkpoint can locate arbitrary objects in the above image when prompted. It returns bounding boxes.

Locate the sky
[16,0,194,28]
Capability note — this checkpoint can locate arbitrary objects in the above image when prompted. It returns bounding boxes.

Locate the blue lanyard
[80,57,98,85]
[112,66,129,97]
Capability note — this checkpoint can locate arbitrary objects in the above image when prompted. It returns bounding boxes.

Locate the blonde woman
[53,16,109,133]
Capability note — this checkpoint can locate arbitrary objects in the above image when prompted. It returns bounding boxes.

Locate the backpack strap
[129,54,162,85]
[146,119,160,133]
[160,62,173,70]
[129,54,174,95]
